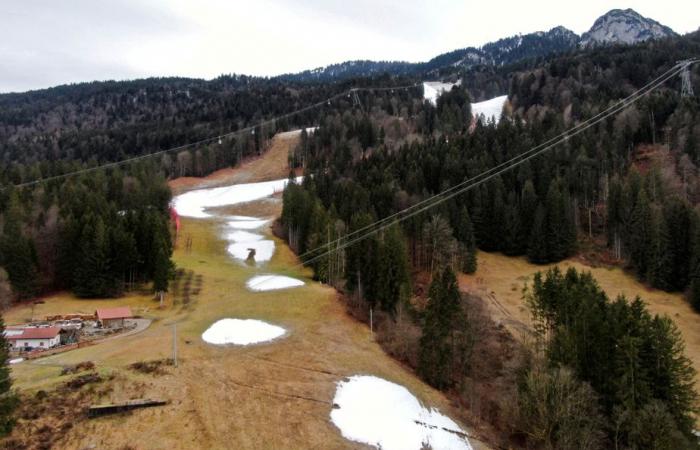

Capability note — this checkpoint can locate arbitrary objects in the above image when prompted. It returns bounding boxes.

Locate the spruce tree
[0,205,38,300]
[528,204,548,263]
[458,208,478,274]
[376,225,410,314]
[152,234,172,294]
[418,268,462,389]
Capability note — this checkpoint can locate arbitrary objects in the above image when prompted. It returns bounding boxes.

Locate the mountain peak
[580,8,676,47]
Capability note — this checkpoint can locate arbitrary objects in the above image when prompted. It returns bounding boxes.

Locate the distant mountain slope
[580,8,677,47]
[280,8,679,83]
[279,26,580,82]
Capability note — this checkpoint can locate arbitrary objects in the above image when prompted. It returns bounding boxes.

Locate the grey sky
[1,0,698,93]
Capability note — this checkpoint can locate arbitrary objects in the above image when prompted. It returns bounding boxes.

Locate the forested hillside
[282,31,700,304]
[277,31,700,448]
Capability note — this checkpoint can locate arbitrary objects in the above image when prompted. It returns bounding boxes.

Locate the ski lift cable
[291,63,693,273]
[2,83,423,190]
[285,60,697,268]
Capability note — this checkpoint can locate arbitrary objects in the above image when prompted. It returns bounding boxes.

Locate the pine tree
[0,314,18,436]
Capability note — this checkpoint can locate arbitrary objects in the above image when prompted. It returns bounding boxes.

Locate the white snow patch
[227,240,275,262]
[278,127,318,139]
[229,215,259,221]
[471,95,508,124]
[246,275,305,291]
[172,176,303,218]
[8,358,23,365]
[227,219,270,230]
[226,230,264,242]
[331,375,472,450]
[423,81,459,106]
[202,318,286,345]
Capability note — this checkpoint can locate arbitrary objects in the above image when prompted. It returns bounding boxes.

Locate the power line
[293,60,697,264]
[2,83,423,190]
[246,59,697,289]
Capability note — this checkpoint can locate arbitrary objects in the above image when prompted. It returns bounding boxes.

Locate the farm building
[5,327,61,350]
[96,307,133,329]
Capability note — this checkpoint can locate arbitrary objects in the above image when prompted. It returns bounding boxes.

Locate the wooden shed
[95,307,133,329]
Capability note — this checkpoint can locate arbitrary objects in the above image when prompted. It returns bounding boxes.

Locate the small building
[5,327,61,351]
[95,307,133,329]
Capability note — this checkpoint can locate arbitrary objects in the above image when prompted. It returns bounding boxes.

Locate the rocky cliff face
[580,8,676,47]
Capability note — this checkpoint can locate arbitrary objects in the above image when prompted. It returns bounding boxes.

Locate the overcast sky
[1,0,698,93]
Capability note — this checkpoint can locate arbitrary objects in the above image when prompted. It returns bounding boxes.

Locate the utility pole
[172,323,178,368]
[679,60,695,97]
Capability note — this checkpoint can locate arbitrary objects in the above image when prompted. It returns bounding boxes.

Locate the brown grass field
[5,133,490,450]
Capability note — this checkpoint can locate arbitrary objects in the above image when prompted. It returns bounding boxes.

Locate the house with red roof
[5,327,61,350]
[95,307,133,329]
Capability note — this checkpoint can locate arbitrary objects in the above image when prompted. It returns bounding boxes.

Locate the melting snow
[278,127,318,138]
[223,217,274,262]
[172,176,303,218]
[8,358,23,365]
[471,95,508,124]
[423,81,459,105]
[202,318,286,345]
[331,375,472,450]
[227,219,270,230]
[246,275,305,291]
[226,230,264,242]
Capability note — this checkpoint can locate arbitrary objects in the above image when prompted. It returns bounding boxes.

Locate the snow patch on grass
[227,219,270,230]
[471,95,508,124]
[172,176,303,218]
[331,375,472,450]
[226,230,264,242]
[202,318,286,345]
[246,275,304,291]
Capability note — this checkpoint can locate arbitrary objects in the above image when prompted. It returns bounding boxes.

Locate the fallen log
[88,398,169,418]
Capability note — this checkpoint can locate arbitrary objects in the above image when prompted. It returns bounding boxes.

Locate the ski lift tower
[679,59,695,97]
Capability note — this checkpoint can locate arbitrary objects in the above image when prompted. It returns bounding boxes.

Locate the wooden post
[370,307,373,338]
[172,323,178,368]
